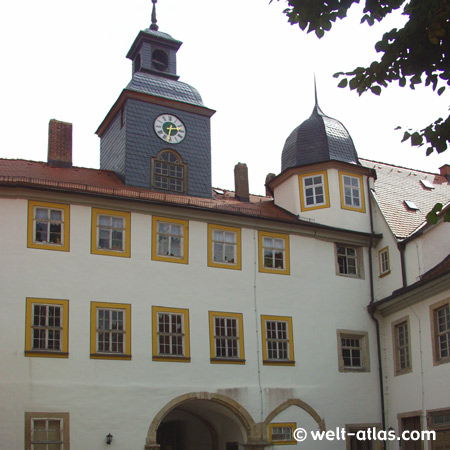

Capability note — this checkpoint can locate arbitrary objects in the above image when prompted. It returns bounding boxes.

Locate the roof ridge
[360,157,442,176]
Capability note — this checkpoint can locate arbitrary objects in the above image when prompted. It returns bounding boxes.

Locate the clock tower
[96,0,215,198]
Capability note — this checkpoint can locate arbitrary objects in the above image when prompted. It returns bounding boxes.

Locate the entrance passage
[155,398,246,450]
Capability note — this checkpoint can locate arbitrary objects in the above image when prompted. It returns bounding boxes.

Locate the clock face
[154,114,186,144]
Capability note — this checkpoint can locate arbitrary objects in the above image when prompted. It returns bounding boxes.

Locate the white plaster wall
[273,169,372,234]
[380,291,450,450]
[0,194,381,450]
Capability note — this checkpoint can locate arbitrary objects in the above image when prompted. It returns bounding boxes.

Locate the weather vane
[150,0,159,31]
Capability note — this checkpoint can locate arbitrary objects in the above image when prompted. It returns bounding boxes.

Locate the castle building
[1,4,449,450]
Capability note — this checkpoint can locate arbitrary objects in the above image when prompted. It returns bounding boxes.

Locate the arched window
[152,150,187,193]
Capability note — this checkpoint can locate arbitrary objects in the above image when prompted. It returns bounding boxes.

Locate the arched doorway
[145,392,257,450]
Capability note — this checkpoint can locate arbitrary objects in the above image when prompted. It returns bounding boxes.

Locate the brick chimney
[48,119,72,167]
[234,163,249,202]
[439,164,450,182]
[265,173,276,197]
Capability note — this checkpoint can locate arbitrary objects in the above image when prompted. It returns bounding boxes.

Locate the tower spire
[150,0,159,31]
[314,74,318,106]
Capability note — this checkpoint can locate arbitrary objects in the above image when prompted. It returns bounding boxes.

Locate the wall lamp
[106,433,113,445]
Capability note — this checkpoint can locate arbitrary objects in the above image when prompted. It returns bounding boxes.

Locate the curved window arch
[152,149,187,193]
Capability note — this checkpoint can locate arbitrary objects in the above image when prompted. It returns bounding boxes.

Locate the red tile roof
[0,159,296,222]
[361,159,450,239]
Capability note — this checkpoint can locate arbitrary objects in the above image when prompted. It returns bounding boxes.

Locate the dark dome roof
[127,72,204,106]
[281,104,359,171]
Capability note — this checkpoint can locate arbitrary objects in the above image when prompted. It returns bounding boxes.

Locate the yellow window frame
[25,298,69,358]
[298,170,330,211]
[27,200,70,252]
[339,171,366,213]
[152,306,190,362]
[269,422,297,445]
[90,301,131,360]
[258,231,290,275]
[91,208,131,258]
[208,311,245,364]
[207,224,242,270]
[261,315,295,366]
[152,216,189,264]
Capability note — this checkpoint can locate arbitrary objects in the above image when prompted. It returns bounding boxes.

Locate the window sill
[210,358,245,365]
[25,351,69,358]
[90,353,131,360]
[263,360,295,366]
[153,355,191,363]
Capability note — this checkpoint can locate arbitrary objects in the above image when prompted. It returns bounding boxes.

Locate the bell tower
[96,0,215,198]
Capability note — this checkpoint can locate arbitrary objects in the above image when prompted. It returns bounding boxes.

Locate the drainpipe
[367,179,387,449]
[398,242,407,288]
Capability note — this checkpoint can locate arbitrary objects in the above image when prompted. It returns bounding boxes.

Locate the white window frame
[262,237,286,270]
[342,174,362,208]
[157,312,186,357]
[436,303,450,361]
[336,245,359,277]
[337,330,370,372]
[379,247,390,277]
[31,303,63,352]
[303,174,326,207]
[212,229,237,265]
[266,320,289,360]
[157,221,184,258]
[96,214,125,251]
[213,316,240,359]
[33,206,64,246]
[393,318,412,375]
[96,308,126,354]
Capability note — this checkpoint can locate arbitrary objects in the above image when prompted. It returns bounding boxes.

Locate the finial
[150,0,159,31]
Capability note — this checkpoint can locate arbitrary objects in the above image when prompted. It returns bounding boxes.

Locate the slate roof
[0,159,296,222]
[361,159,450,240]
[127,72,204,107]
[281,104,359,171]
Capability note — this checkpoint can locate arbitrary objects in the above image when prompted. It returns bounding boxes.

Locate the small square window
[27,201,70,251]
[339,172,366,213]
[25,298,69,358]
[208,224,241,270]
[337,330,370,372]
[209,311,245,364]
[299,171,330,211]
[25,412,70,450]
[392,317,412,376]
[152,216,188,264]
[261,315,295,365]
[269,423,297,445]
[90,302,131,360]
[430,300,450,366]
[379,246,390,277]
[258,231,290,275]
[152,306,190,362]
[91,208,131,257]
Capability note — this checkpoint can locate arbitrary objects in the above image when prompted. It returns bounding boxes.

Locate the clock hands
[166,124,180,141]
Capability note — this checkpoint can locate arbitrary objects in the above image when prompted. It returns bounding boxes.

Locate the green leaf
[370,86,382,95]
[338,78,348,88]
[411,132,423,146]
[438,86,445,96]
[426,203,443,224]
[401,131,411,142]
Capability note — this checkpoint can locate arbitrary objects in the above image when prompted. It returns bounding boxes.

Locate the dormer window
[152,49,168,72]
[152,149,187,193]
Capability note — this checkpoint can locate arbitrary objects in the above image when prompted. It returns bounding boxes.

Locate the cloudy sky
[1,0,448,195]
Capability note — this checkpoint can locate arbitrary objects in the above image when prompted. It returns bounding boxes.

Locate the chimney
[234,163,249,202]
[48,119,73,167]
[265,173,276,197]
[439,164,450,182]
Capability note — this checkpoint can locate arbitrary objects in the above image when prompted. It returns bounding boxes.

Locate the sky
[1,0,448,195]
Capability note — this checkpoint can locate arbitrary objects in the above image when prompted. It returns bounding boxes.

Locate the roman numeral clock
[154,114,186,144]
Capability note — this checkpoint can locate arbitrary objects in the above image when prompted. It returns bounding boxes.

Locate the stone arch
[264,398,326,432]
[145,391,256,448]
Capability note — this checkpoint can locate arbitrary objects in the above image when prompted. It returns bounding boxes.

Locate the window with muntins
[152,216,189,264]
[25,412,70,450]
[261,315,294,365]
[28,201,70,251]
[337,330,370,372]
[436,303,450,361]
[269,423,297,445]
[209,311,245,363]
[90,302,131,360]
[25,298,69,358]
[152,150,186,193]
[379,247,390,277]
[339,172,365,212]
[337,246,358,276]
[299,170,330,211]
[258,231,290,275]
[393,318,411,375]
[208,224,241,270]
[152,306,190,362]
[91,208,130,257]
